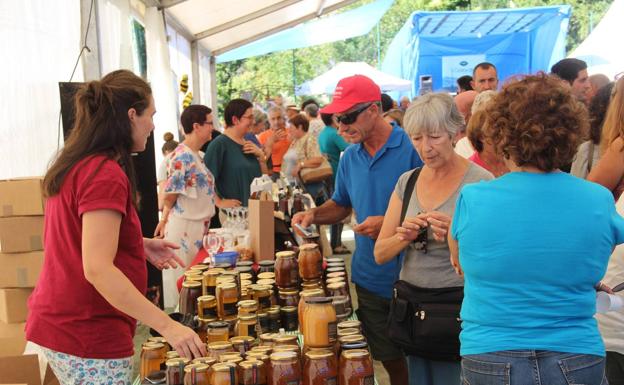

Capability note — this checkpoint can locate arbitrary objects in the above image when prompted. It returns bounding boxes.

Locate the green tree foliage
[216,0,613,107]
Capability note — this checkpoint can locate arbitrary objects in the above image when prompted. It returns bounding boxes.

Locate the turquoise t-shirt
[318,125,349,182]
[452,172,624,356]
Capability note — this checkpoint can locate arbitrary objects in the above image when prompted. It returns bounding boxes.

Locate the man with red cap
[293,75,422,385]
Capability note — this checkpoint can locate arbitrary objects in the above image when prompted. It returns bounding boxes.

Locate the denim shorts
[461,350,607,385]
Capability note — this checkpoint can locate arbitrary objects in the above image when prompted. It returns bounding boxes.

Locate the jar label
[223,302,237,317]
[328,321,338,342]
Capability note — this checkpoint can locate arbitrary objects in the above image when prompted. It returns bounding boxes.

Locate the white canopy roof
[296,61,413,95]
[570,0,623,78]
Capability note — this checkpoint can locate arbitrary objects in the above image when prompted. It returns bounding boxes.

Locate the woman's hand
[395,214,429,242]
[144,238,184,270]
[243,141,263,158]
[425,211,452,241]
[153,220,166,238]
[216,197,241,209]
[159,320,207,359]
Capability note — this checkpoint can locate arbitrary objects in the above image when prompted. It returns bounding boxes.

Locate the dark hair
[321,113,334,126]
[381,93,394,113]
[473,62,497,76]
[304,103,319,118]
[181,105,212,134]
[588,82,614,144]
[224,98,253,127]
[484,73,588,172]
[457,75,474,91]
[290,113,310,132]
[43,69,152,205]
[551,58,587,85]
[162,132,178,154]
[300,98,319,111]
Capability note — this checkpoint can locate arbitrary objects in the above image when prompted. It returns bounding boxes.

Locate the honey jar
[166,350,180,360]
[148,336,171,351]
[298,244,323,281]
[245,352,270,367]
[207,341,235,360]
[337,328,359,338]
[230,335,256,355]
[165,357,190,385]
[301,280,324,293]
[179,281,202,319]
[272,334,299,347]
[236,314,258,338]
[203,268,224,296]
[190,264,210,273]
[197,295,218,319]
[278,289,299,308]
[239,359,267,385]
[257,272,276,281]
[298,289,325,335]
[257,260,275,274]
[257,311,270,333]
[217,283,239,319]
[221,270,241,292]
[326,277,346,285]
[338,350,374,385]
[240,272,254,283]
[251,284,273,311]
[268,351,301,385]
[302,297,337,348]
[337,320,361,334]
[267,306,281,332]
[191,357,216,366]
[303,349,337,385]
[250,345,273,355]
[219,352,243,363]
[207,321,230,343]
[274,251,298,289]
[238,299,259,315]
[210,362,238,385]
[326,271,346,281]
[259,333,276,346]
[140,342,167,380]
[280,306,298,332]
[183,363,210,385]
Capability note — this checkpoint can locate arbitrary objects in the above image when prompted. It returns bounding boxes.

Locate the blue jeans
[461,350,607,385]
[408,355,461,385]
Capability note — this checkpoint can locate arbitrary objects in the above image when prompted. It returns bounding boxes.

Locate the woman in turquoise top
[449,73,624,385]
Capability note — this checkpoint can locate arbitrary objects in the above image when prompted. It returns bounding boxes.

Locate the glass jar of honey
[219,352,242,363]
[148,336,171,351]
[239,359,267,385]
[183,363,210,385]
[326,282,349,298]
[337,320,361,334]
[257,260,275,274]
[191,357,216,366]
[298,244,323,281]
[298,289,325,335]
[303,349,337,385]
[259,333,276,346]
[338,349,374,385]
[184,271,203,282]
[337,328,359,339]
[267,306,281,333]
[303,297,337,348]
[223,315,238,338]
[179,281,202,318]
[301,280,324,293]
[257,272,276,281]
[166,350,180,360]
[280,306,298,332]
[165,357,190,385]
[197,295,218,319]
[203,268,224,296]
[269,351,301,385]
[274,251,298,289]
[257,311,270,334]
[230,335,255,355]
[272,334,299,347]
[246,352,270,367]
[190,264,210,274]
[207,321,230,343]
[236,314,258,338]
[238,299,259,315]
[217,283,239,319]
[197,316,218,343]
[240,271,254,282]
[278,289,299,308]
[251,284,273,312]
[210,362,238,385]
[221,270,241,292]
[141,342,167,380]
[331,296,351,322]
[207,341,235,360]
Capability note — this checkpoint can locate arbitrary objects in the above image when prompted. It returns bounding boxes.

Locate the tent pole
[209,55,219,126]
[376,21,381,68]
[191,40,201,104]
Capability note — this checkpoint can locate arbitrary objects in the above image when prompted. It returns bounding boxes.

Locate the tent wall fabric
[570,0,623,79]
[381,5,571,96]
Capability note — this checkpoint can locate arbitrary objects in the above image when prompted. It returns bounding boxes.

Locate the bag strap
[587,142,595,174]
[400,167,422,224]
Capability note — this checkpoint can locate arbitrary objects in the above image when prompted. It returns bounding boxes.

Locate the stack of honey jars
[324,257,352,322]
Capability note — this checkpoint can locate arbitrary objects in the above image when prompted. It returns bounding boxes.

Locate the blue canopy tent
[381,5,571,96]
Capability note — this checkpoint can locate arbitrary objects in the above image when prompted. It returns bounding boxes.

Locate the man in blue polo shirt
[293,75,422,385]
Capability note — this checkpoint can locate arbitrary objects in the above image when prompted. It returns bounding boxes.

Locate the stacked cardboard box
[0,178,45,358]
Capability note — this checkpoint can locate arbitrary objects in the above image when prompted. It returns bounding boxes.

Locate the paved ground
[132,227,391,385]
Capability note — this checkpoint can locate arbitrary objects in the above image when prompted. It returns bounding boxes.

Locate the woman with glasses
[374,93,492,385]
[451,73,624,385]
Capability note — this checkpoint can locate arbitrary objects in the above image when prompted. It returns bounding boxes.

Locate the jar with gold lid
[338,349,373,385]
[246,352,270,368]
[301,280,324,293]
[251,284,273,311]
[259,332,276,346]
[140,342,167,380]
[298,243,323,281]
[326,277,346,285]
[183,363,210,385]
[278,289,299,308]
[191,357,216,366]
[223,315,238,338]
[210,362,238,385]
[165,357,190,385]
[190,264,210,273]
[230,335,255,355]
[221,270,241,290]
[197,295,217,319]
[257,260,275,274]
[337,328,359,339]
[257,311,270,333]
[326,282,349,299]
[273,334,299,347]
[184,270,203,282]
[207,341,235,360]
[326,271,346,280]
[219,352,242,363]
[179,281,202,319]
[303,297,337,348]
[324,257,343,264]
[268,351,301,385]
[206,321,230,343]
[216,283,239,319]
[267,306,281,332]
[274,251,298,289]
[280,306,298,332]
[303,349,337,385]
[239,359,267,385]
[148,336,171,351]
[240,271,254,282]
[166,350,180,360]
[337,320,361,334]
[257,272,276,281]
[202,268,224,296]
[298,289,325,335]
[236,314,258,338]
[196,316,218,343]
[238,299,259,315]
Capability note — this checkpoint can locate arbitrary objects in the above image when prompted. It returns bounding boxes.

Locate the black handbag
[386,168,463,361]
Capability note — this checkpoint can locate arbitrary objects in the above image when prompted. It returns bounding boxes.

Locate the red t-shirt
[26,155,146,359]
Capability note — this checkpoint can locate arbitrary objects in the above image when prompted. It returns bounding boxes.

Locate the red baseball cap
[320,75,381,114]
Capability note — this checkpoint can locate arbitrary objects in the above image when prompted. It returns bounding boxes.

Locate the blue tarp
[217,0,394,63]
[381,5,571,96]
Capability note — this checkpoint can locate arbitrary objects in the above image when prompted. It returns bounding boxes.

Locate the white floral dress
[162,144,216,308]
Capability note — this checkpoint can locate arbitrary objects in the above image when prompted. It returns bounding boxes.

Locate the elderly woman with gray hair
[374,93,492,385]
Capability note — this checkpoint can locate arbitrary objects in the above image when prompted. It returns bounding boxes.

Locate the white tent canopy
[570,0,623,78]
[295,61,412,95]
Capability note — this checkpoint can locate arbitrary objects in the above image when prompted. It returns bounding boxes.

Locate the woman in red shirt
[26,70,206,384]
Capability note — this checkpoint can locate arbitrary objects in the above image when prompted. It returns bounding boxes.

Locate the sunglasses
[412,222,428,254]
[335,103,372,125]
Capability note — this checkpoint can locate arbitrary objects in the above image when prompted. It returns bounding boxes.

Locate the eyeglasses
[241,114,254,120]
[335,103,372,125]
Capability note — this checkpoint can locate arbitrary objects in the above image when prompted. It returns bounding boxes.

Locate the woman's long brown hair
[43,70,152,206]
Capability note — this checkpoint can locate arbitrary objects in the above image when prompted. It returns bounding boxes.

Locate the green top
[203,134,262,206]
[317,125,349,183]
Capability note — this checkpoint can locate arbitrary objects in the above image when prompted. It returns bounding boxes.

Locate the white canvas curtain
[0,0,82,179]
[98,0,134,73]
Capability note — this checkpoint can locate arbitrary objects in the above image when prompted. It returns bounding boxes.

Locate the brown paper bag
[248,197,275,262]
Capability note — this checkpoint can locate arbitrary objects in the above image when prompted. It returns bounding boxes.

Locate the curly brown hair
[483,73,588,172]
[466,109,487,153]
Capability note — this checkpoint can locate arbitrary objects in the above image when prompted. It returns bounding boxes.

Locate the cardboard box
[0,217,44,253]
[0,178,45,217]
[248,198,275,262]
[0,289,32,323]
[0,321,25,339]
[0,251,44,288]
[0,355,41,385]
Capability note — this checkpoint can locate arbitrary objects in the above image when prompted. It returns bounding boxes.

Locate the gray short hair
[253,108,267,124]
[304,103,319,118]
[403,93,464,137]
[471,90,497,115]
[267,105,285,117]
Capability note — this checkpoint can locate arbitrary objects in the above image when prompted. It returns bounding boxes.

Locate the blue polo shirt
[332,125,422,299]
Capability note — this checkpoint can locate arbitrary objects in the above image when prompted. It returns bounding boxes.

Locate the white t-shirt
[454,137,474,159]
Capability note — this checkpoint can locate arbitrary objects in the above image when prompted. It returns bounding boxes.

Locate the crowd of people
[24,55,624,385]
